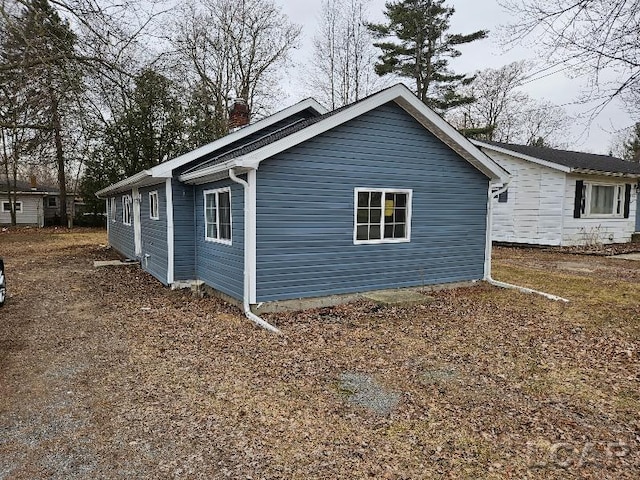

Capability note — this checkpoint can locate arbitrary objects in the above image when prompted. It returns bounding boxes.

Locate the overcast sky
[277,0,633,154]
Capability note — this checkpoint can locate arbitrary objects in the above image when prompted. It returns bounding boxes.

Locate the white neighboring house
[0,179,73,227]
[474,140,640,246]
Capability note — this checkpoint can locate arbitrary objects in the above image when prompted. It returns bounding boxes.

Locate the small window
[1,201,22,213]
[110,198,116,222]
[582,183,624,217]
[354,188,412,244]
[498,189,508,203]
[204,188,232,244]
[47,197,57,207]
[149,191,159,220]
[122,195,132,225]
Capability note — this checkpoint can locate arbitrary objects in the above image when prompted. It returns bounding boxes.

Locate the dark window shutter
[623,183,631,218]
[573,180,584,218]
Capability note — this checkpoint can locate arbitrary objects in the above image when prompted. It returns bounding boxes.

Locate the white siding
[562,174,637,246]
[484,150,565,245]
[0,195,44,226]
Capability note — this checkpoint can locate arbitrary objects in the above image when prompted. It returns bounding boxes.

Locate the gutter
[483,180,569,303]
[228,168,282,334]
[95,170,153,198]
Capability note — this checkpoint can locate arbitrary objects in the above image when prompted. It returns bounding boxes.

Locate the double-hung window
[581,183,625,217]
[110,198,116,222]
[204,188,232,244]
[354,188,412,244]
[149,191,159,220]
[122,195,132,225]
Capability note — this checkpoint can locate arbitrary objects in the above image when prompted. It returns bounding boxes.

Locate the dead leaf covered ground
[0,230,639,479]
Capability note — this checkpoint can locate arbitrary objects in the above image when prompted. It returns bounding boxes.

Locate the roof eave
[571,168,640,179]
[472,140,573,173]
[96,170,154,198]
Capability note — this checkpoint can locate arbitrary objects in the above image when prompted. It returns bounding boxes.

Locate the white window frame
[110,198,116,222]
[204,187,232,245]
[581,182,625,219]
[122,194,132,225]
[1,200,22,213]
[353,187,412,245]
[149,191,160,220]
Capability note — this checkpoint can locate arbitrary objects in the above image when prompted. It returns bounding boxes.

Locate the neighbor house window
[204,188,232,244]
[149,191,159,220]
[354,188,412,244]
[47,197,57,207]
[498,189,508,203]
[122,195,132,225]
[110,198,116,222]
[1,201,22,213]
[581,183,624,217]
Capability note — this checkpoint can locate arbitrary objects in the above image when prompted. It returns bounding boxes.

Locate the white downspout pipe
[484,181,569,303]
[228,168,282,334]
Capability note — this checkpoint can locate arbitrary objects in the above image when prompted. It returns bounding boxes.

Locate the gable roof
[96,98,327,197]
[0,180,59,194]
[474,140,640,177]
[179,84,510,184]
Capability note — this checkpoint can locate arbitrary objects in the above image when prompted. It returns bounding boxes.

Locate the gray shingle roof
[0,180,59,194]
[480,140,640,175]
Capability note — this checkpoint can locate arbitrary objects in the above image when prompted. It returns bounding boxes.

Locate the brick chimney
[30,174,37,190]
[229,98,250,130]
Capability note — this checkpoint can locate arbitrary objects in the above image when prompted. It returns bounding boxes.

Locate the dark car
[0,258,5,307]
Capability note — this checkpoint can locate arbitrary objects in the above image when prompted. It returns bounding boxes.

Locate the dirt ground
[0,229,639,479]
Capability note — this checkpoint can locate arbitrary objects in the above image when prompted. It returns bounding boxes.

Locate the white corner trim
[166,178,174,285]
[472,140,572,173]
[247,169,257,303]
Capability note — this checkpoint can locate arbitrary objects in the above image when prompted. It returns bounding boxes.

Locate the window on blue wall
[110,198,116,222]
[354,188,412,244]
[149,191,159,220]
[204,188,232,244]
[122,195,132,225]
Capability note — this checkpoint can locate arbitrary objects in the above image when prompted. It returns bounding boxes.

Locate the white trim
[96,98,327,198]
[109,198,116,223]
[106,199,110,240]
[473,140,573,173]
[122,194,132,225]
[149,190,160,220]
[247,169,257,303]
[353,188,412,245]
[1,200,22,213]
[203,187,233,245]
[581,182,625,219]
[165,179,174,285]
[132,187,142,256]
[180,84,510,184]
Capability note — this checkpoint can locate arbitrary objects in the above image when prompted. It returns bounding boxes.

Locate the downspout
[484,180,569,302]
[228,168,282,334]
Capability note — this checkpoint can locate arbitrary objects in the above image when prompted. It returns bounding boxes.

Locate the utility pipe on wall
[228,168,282,334]
[484,181,569,303]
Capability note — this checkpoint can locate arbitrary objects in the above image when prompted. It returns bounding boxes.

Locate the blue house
[97,85,509,328]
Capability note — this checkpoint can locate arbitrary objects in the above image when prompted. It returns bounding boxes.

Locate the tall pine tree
[368,0,487,112]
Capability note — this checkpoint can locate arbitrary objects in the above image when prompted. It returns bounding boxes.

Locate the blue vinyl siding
[194,179,244,300]
[108,191,136,260]
[139,184,168,284]
[255,101,489,302]
[172,180,196,280]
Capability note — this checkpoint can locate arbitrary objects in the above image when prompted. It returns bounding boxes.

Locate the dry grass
[0,231,638,479]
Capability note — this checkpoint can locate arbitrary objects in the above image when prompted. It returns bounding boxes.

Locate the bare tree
[172,0,301,136]
[449,61,572,147]
[500,0,640,116]
[308,0,384,109]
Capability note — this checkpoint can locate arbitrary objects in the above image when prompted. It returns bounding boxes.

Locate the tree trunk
[51,92,67,222]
